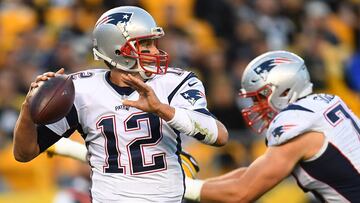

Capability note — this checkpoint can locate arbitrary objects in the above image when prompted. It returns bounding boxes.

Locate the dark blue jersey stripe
[37,125,62,152]
[300,143,360,202]
[65,105,86,139]
[168,72,197,104]
[281,104,314,113]
[194,108,216,119]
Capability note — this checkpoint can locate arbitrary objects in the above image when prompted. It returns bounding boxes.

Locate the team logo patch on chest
[181,89,205,105]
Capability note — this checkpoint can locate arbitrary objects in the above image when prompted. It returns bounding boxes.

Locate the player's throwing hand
[122,74,163,114]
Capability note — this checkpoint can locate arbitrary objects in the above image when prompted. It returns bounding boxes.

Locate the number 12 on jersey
[96,113,166,174]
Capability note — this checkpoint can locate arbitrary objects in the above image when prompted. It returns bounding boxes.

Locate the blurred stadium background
[0,0,359,202]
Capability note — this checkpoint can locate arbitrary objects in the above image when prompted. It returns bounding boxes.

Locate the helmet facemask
[120,31,169,75]
[240,84,277,134]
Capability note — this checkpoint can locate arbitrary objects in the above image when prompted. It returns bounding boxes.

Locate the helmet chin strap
[137,62,155,79]
[93,48,156,80]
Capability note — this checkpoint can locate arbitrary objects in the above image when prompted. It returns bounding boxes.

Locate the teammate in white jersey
[13,6,228,202]
[185,50,360,203]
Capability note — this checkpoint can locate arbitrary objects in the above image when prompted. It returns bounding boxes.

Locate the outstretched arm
[121,74,228,146]
[186,131,325,202]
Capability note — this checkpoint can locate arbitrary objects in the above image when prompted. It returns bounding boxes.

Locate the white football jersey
[42,68,212,202]
[267,94,360,202]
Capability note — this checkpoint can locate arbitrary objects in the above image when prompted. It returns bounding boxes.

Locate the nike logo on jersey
[188,82,198,87]
[115,105,129,111]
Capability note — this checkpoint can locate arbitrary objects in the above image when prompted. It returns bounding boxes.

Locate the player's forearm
[154,103,175,121]
[201,179,251,203]
[185,168,248,202]
[166,107,227,146]
[185,178,250,203]
[155,103,228,146]
[13,102,40,162]
[206,167,247,182]
[214,120,228,146]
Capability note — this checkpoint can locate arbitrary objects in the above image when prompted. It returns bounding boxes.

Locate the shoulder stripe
[66,105,79,128]
[281,104,314,113]
[167,72,197,104]
[194,108,216,119]
[37,125,62,152]
[65,105,86,139]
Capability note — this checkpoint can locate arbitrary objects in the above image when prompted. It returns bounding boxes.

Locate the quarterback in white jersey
[13,6,228,203]
[184,51,360,203]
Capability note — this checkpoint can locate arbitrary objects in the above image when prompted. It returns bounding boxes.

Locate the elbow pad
[167,108,218,144]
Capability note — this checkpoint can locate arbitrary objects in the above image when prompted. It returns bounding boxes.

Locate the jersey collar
[105,71,135,96]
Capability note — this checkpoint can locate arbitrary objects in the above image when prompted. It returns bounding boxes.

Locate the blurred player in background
[13,6,228,202]
[185,50,360,202]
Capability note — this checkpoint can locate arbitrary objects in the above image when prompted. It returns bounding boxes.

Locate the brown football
[29,75,75,125]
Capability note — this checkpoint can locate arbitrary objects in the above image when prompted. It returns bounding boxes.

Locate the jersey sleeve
[266,105,316,146]
[167,71,215,118]
[37,97,82,152]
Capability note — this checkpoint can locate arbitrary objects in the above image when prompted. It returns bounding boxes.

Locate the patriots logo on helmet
[271,124,296,140]
[96,12,133,27]
[181,89,205,105]
[254,58,293,76]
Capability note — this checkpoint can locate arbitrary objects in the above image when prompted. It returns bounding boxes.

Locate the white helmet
[240,50,313,133]
[92,6,169,75]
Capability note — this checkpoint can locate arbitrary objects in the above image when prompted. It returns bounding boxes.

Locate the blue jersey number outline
[97,113,166,174]
[325,103,360,135]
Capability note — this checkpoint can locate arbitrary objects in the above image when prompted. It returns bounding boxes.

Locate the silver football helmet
[92,6,169,75]
[240,50,313,133]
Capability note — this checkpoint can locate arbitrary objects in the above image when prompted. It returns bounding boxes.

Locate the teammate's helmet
[240,50,313,134]
[92,6,169,74]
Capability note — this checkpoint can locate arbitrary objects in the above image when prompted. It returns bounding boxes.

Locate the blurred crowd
[0,0,359,202]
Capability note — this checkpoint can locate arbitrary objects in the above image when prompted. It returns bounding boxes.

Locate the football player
[13,6,228,202]
[185,50,360,202]
[46,138,200,178]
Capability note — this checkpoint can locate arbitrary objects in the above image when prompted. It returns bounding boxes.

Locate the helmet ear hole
[115,50,121,55]
[280,88,290,97]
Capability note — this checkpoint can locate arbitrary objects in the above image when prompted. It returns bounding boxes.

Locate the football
[29,75,75,125]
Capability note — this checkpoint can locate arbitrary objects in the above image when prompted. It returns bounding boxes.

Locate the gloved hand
[180,150,200,179]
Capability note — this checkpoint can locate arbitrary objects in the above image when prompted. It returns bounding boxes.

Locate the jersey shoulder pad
[266,98,317,146]
[70,68,105,85]
[154,68,204,104]
[69,69,107,104]
[156,67,197,83]
[70,69,106,82]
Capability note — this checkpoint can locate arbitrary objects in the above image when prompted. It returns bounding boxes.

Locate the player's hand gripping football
[122,74,164,114]
[25,68,65,103]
